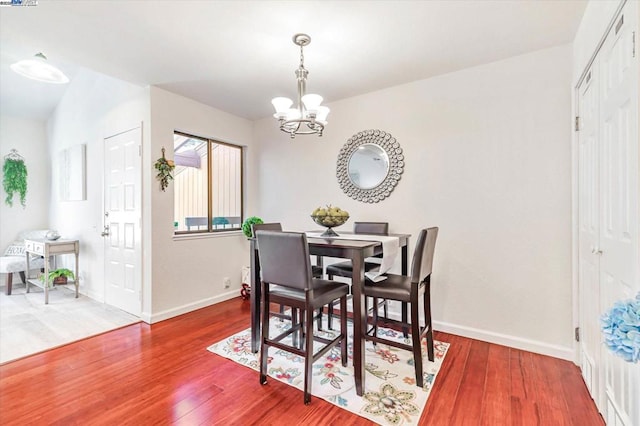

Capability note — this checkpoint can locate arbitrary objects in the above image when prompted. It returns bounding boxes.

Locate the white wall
[47,68,149,301]
[0,115,49,248]
[147,87,256,322]
[254,44,574,359]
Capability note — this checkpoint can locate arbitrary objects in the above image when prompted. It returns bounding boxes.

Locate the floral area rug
[207,316,449,425]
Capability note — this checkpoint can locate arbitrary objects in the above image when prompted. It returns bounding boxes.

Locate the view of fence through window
[173,132,243,233]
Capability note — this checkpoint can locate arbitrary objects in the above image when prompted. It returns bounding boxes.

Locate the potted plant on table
[241,216,264,238]
[42,268,76,286]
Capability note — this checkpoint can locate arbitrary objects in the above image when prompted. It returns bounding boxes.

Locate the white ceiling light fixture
[10,52,69,84]
[271,34,329,138]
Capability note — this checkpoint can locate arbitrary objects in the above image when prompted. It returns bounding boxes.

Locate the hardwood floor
[0,298,603,425]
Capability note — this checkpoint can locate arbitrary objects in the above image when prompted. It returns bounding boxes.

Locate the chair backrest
[252,222,283,235]
[410,227,439,283]
[256,230,312,290]
[354,222,389,235]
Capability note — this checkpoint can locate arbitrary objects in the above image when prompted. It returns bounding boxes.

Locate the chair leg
[411,300,424,388]
[340,296,348,367]
[304,307,314,405]
[292,308,299,348]
[6,273,13,296]
[317,308,323,331]
[371,297,379,344]
[402,302,409,338]
[327,302,334,330]
[260,283,270,385]
[425,285,434,362]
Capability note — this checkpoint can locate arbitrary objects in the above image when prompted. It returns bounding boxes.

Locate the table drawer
[25,240,45,255]
[48,242,77,255]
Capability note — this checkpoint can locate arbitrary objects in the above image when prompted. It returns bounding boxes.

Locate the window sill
[172,230,245,241]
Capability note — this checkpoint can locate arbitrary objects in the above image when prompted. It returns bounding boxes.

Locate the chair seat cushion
[364,273,422,303]
[0,256,44,274]
[326,260,381,277]
[270,279,349,309]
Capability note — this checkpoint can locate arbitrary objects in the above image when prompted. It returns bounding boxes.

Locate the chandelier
[271,34,330,138]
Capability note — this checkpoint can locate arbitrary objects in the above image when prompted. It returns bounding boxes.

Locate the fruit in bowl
[311,205,349,236]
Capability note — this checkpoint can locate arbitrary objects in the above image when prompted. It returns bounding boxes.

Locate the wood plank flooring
[0,298,603,425]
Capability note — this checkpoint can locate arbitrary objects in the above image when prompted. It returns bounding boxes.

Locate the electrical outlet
[223,277,231,289]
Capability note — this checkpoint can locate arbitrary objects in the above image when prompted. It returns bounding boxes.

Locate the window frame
[173,130,244,235]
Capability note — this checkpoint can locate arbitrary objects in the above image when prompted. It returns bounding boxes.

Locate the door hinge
[138,145,142,156]
[575,327,580,342]
[633,31,636,58]
[574,116,580,132]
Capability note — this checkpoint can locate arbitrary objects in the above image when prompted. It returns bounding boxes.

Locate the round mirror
[336,129,404,203]
[348,144,389,189]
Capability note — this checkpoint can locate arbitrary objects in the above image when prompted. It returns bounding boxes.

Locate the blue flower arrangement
[600,292,640,363]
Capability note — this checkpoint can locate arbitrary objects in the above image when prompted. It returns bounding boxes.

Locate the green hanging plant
[3,151,28,208]
[154,147,175,191]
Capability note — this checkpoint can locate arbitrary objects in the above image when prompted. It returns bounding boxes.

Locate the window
[173,131,243,234]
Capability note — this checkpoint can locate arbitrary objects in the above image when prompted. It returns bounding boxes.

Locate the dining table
[249,231,410,397]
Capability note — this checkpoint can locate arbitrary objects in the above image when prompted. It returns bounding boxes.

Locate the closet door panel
[577,68,601,401]
[598,4,639,426]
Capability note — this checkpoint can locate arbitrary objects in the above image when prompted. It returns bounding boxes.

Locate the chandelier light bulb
[271,97,293,117]
[301,94,323,113]
[315,106,330,124]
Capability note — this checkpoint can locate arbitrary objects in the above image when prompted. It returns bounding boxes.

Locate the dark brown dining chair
[325,221,389,328]
[252,222,323,279]
[256,230,349,404]
[252,222,324,327]
[363,227,438,388]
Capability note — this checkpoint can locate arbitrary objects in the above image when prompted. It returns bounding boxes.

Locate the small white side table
[25,238,80,304]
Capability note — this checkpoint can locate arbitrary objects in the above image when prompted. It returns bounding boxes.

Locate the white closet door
[577,2,639,425]
[598,5,639,426]
[577,64,601,406]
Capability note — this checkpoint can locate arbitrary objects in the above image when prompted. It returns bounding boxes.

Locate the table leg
[401,243,408,275]
[351,251,366,396]
[25,251,31,294]
[401,240,409,337]
[75,250,79,298]
[250,240,261,353]
[44,255,50,304]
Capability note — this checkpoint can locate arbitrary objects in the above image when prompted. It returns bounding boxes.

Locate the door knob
[101,225,110,237]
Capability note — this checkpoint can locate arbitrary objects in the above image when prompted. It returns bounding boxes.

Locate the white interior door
[576,3,639,425]
[103,127,142,316]
[597,6,639,425]
[577,64,601,404]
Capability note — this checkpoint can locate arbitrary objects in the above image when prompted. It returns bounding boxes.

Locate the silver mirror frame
[336,129,404,203]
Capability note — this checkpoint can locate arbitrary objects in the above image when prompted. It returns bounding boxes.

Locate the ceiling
[0,0,587,122]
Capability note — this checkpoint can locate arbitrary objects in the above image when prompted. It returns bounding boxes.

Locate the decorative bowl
[311,214,349,237]
[46,230,61,241]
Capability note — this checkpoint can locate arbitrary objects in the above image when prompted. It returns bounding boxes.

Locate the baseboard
[382,304,574,361]
[433,320,575,361]
[145,289,240,324]
[85,288,104,303]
